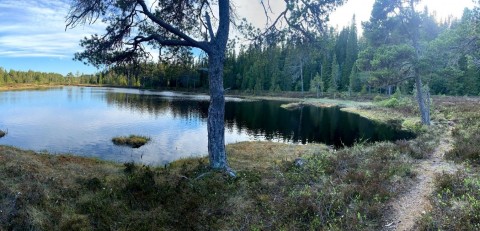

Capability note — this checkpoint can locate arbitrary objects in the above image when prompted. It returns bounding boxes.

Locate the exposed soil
[383,123,460,231]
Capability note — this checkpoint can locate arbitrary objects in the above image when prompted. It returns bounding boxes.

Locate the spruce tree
[329,54,339,98]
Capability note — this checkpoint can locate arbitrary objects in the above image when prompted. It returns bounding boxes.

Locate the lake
[0,87,414,165]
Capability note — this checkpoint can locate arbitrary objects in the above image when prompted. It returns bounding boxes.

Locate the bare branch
[136,0,207,51]
[65,0,104,30]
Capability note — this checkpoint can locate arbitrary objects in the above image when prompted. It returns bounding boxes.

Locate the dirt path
[383,123,460,231]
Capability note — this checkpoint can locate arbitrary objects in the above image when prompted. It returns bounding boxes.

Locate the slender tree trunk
[407,0,430,126]
[415,74,430,125]
[300,61,304,93]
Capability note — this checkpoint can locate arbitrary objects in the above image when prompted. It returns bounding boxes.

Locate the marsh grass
[280,102,305,110]
[112,135,151,148]
[0,130,5,138]
[0,139,417,230]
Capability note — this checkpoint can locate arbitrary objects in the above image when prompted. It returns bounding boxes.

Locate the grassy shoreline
[1,85,478,229]
[0,92,428,230]
[0,139,420,230]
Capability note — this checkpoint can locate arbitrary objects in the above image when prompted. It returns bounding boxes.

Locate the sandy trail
[383,123,460,231]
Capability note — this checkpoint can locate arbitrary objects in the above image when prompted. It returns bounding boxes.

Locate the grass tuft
[0,130,6,138]
[112,135,151,148]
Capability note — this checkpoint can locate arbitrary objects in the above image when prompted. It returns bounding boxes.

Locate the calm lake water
[0,87,413,165]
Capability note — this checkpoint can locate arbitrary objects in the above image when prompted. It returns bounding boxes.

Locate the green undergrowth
[0,139,419,230]
[416,171,480,230]
[442,99,480,165]
[112,135,151,148]
[416,97,480,229]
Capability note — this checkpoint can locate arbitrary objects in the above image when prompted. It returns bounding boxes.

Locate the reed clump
[112,135,151,148]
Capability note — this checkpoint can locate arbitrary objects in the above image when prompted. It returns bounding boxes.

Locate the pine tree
[310,72,324,98]
[348,62,359,96]
[345,15,359,90]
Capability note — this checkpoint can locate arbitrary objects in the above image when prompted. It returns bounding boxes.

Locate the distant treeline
[75,8,480,96]
[2,8,480,96]
[0,68,65,85]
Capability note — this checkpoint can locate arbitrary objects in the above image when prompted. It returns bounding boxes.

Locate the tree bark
[415,75,430,125]
[205,0,232,173]
[207,52,229,170]
[408,0,431,126]
[300,60,304,93]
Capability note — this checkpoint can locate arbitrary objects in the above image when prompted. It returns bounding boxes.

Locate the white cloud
[329,0,475,33]
[0,0,104,58]
[0,0,473,60]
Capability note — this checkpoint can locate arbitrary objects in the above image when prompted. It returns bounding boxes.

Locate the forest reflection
[103,92,414,147]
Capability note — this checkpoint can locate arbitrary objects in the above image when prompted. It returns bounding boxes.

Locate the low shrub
[402,119,427,134]
[378,97,400,108]
[446,127,480,165]
[416,171,480,230]
[376,96,413,109]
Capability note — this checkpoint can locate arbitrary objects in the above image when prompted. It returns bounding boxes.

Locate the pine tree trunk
[207,52,229,170]
[415,75,430,125]
[300,61,304,93]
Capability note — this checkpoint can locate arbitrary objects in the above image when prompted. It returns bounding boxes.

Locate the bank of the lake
[0,92,440,230]
[2,85,477,229]
[0,137,423,230]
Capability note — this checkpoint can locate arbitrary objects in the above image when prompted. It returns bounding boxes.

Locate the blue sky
[0,0,475,76]
[0,0,102,75]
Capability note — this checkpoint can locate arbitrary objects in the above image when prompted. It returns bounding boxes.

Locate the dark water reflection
[0,87,413,165]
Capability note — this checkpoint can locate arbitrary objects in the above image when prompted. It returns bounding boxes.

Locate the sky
[0,0,475,76]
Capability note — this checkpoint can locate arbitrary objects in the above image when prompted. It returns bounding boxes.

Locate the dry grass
[227,141,328,171]
[280,102,306,110]
[0,146,119,230]
[0,137,418,230]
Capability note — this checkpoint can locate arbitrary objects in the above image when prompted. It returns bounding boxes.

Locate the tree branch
[213,0,230,51]
[127,35,194,47]
[136,0,208,51]
[204,12,215,41]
